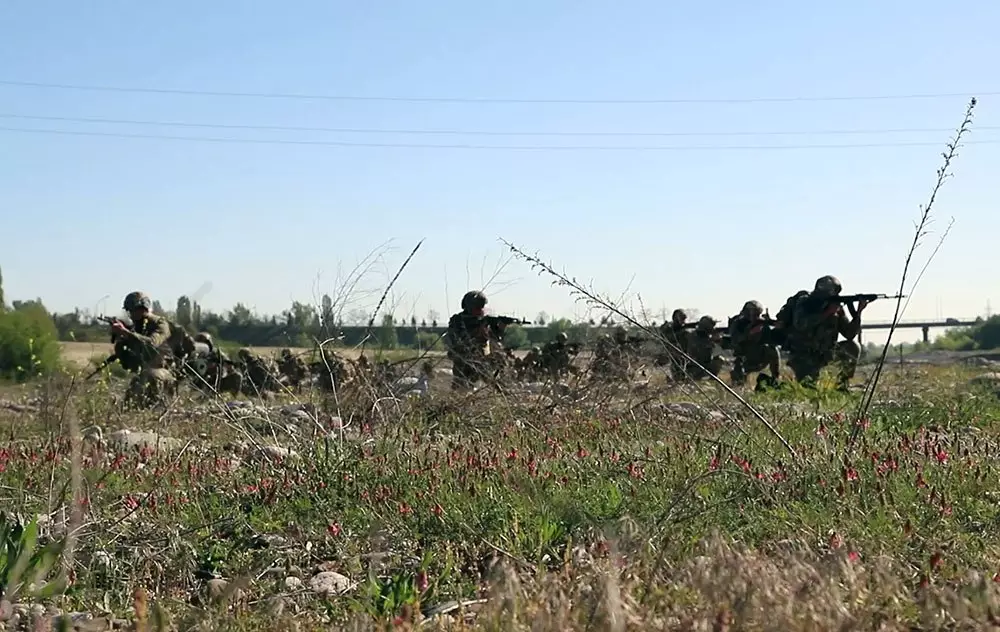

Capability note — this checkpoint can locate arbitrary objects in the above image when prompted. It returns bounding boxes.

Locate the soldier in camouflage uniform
[311,348,355,393]
[728,300,781,389]
[237,348,282,394]
[540,332,575,379]
[683,315,725,380]
[785,275,868,391]
[445,291,493,391]
[658,309,691,379]
[590,328,633,379]
[278,348,309,390]
[110,291,177,409]
[516,346,543,381]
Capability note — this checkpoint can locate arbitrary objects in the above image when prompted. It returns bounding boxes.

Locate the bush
[0,303,62,381]
[414,331,443,351]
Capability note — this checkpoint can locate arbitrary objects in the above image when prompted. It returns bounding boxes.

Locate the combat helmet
[741,300,764,318]
[613,326,627,342]
[813,275,842,298]
[194,332,213,345]
[461,290,487,311]
[123,291,151,312]
[672,309,688,325]
[696,315,717,332]
[556,332,568,343]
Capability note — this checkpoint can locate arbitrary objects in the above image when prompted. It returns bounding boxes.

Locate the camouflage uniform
[658,309,691,379]
[445,291,493,390]
[590,328,632,379]
[684,316,725,380]
[517,346,543,380]
[786,275,863,390]
[728,300,781,388]
[237,348,281,393]
[540,332,574,378]
[115,292,177,409]
[311,349,355,392]
[278,348,309,389]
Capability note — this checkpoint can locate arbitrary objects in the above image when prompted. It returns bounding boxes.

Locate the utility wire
[0,112,995,138]
[0,79,990,104]
[1,125,997,151]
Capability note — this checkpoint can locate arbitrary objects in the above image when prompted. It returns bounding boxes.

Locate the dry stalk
[850,97,976,446]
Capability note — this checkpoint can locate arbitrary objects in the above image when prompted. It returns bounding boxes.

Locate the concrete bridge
[860,317,981,343]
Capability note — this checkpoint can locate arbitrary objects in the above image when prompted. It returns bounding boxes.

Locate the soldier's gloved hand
[111,321,130,337]
[856,300,870,313]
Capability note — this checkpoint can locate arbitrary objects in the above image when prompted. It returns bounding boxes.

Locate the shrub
[0,303,62,381]
[415,331,443,351]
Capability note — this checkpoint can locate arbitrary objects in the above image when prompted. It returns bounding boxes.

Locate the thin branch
[849,97,975,447]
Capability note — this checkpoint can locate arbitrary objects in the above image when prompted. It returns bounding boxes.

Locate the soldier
[110,291,177,409]
[445,290,494,390]
[590,328,633,379]
[658,309,691,379]
[237,348,282,394]
[684,315,725,380]
[540,332,575,379]
[311,349,354,393]
[278,348,309,389]
[785,275,868,391]
[517,346,543,381]
[728,300,781,390]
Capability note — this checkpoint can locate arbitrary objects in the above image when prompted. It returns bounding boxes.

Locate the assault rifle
[832,293,906,303]
[483,315,532,327]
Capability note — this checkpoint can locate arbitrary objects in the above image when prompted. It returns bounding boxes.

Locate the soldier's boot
[730,361,747,387]
[755,374,779,392]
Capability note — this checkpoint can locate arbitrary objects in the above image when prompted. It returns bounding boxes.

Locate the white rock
[309,571,352,596]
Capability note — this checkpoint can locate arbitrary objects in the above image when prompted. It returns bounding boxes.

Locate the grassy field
[1,358,1000,630]
[58,341,448,368]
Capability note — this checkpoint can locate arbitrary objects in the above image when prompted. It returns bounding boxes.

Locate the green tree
[376,314,399,349]
[501,324,529,349]
[0,265,5,312]
[0,300,62,381]
[972,316,1000,350]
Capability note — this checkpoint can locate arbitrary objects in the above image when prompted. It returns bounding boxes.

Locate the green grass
[1,362,1000,630]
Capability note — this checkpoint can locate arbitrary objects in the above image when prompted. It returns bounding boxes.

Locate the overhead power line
[1,125,997,151]
[0,79,990,104]
[0,112,994,138]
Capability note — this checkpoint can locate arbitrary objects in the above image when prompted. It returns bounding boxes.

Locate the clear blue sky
[2,1,998,344]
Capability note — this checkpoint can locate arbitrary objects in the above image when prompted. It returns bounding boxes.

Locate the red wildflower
[930,551,942,571]
[327,523,341,537]
[848,551,861,564]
